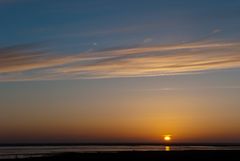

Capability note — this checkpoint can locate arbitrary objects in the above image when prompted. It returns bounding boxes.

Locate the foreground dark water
[1,151,240,161]
[1,145,240,160]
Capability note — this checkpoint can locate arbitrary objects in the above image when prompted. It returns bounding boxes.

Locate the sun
[164,135,171,141]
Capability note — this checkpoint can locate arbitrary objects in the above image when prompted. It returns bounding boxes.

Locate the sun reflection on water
[165,146,171,151]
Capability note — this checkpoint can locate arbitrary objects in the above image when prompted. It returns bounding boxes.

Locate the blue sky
[1,0,240,51]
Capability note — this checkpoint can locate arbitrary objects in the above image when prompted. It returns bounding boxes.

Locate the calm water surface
[0,145,240,159]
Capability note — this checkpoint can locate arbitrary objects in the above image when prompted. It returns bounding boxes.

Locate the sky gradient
[0,0,240,143]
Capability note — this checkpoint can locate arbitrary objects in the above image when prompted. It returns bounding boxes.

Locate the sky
[0,0,240,143]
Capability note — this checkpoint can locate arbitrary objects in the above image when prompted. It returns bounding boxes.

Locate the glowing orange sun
[164,135,171,141]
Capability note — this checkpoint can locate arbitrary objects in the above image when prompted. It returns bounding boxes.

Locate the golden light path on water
[165,146,171,151]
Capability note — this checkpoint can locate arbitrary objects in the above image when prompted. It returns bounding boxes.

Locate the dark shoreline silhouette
[2,151,240,161]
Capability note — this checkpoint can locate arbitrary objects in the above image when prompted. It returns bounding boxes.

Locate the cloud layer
[1,40,240,81]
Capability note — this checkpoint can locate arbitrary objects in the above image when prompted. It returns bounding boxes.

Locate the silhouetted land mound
[3,150,240,161]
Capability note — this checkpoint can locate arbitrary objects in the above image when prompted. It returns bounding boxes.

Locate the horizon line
[1,142,240,147]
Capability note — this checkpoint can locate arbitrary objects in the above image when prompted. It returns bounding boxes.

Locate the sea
[0,145,240,159]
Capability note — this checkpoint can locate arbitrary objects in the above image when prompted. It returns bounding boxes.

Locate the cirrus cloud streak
[0,40,240,81]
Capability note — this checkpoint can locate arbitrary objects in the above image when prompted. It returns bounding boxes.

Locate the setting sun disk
[164,135,171,141]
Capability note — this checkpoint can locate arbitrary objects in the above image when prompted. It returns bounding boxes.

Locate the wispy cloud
[0,40,240,81]
[129,86,240,92]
